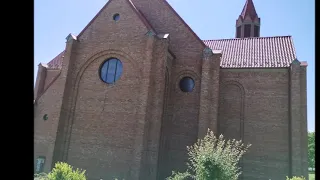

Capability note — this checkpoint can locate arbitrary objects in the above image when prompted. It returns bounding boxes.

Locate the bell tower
[236,0,260,38]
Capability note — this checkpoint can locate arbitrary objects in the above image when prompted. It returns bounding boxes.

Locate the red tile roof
[46,36,297,69]
[240,0,258,20]
[204,36,297,68]
[47,50,65,69]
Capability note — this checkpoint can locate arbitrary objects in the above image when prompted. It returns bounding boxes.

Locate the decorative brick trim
[219,80,246,140]
[219,80,246,179]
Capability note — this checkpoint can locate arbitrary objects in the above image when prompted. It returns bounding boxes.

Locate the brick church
[34,0,308,179]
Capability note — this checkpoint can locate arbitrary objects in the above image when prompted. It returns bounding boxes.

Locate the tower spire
[240,0,258,20]
[235,0,260,38]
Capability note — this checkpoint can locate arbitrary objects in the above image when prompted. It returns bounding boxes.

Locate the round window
[100,58,123,84]
[113,13,120,21]
[43,114,48,121]
[179,77,195,92]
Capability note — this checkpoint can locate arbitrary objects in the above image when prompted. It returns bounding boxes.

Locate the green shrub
[286,176,306,180]
[166,171,192,180]
[166,129,251,180]
[34,172,48,180]
[308,131,315,170]
[46,162,86,180]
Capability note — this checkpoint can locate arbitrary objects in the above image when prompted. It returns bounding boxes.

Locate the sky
[34,0,315,131]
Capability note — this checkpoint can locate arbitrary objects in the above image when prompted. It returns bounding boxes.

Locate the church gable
[45,0,156,70]
[131,0,206,60]
[77,0,155,42]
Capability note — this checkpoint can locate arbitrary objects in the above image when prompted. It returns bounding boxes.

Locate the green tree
[308,131,315,170]
[166,129,251,180]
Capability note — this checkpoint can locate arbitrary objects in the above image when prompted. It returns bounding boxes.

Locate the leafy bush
[166,171,192,180]
[308,131,315,169]
[286,176,306,180]
[34,172,48,180]
[166,129,251,180]
[46,162,86,180]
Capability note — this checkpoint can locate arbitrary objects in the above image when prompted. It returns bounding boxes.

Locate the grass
[309,172,315,180]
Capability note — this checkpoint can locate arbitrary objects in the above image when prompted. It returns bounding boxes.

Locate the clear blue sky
[34,0,315,131]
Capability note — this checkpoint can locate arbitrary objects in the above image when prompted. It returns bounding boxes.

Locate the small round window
[113,13,120,21]
[43,114,48,121]
[179,77,195,92]
[100,58,123,84]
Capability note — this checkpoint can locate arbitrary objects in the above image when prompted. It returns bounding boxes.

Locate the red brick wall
[44,70,60,89]
[219,68,290,180]
[300,65,308,179]
[129,1,205,179]
[34,74,64,172]
[53,0,167,179]
[219,83,243,140]
[289,62,309,179]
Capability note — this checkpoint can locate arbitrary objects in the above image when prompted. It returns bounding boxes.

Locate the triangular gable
[47,0,157,69]
[162,0,206,47]
[131,0,206,48]
[77,0,156,38]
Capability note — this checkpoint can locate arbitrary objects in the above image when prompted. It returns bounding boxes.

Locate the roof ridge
[203,35,292,42]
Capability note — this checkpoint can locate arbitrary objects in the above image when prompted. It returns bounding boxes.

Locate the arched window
[254,25,260,37]
[244,24,251,37]
[236,26,241,38]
